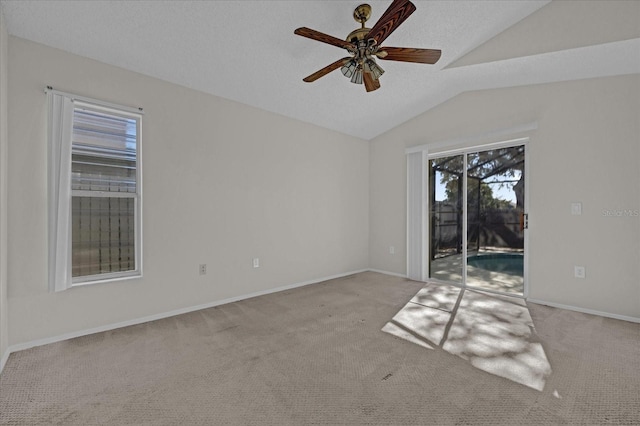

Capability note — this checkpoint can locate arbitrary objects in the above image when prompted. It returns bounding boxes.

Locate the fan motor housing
[346,27,371,43]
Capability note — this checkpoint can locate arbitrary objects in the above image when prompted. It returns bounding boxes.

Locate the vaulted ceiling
[1,0,639,140]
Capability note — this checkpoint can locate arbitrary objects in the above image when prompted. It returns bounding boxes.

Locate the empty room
[0,1,638,425]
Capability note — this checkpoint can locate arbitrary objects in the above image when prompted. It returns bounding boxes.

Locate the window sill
[71,271,142,288]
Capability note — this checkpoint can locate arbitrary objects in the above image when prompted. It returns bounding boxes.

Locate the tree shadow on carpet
[382,282,552,391]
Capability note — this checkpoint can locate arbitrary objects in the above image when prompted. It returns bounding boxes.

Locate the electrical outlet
[571,202,582,215]
[199,264,207,275]
[253,258,260,268]
[389,246,395,254]
[574,266,585,279]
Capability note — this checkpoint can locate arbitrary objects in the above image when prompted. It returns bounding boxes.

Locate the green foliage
[432,146,525,210]
[442,177,515,210]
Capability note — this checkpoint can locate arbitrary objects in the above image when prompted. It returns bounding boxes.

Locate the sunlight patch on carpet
[382,282,552,391]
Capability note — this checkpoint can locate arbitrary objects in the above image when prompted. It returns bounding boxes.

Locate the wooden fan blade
[303,57,350,83]
[295,27,355,50]
[363,72,381,92]
[366,0,416,46]
[378,47,441,64]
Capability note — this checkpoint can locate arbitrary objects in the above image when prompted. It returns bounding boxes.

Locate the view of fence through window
[71,108,138,278]
[429,145,525,295]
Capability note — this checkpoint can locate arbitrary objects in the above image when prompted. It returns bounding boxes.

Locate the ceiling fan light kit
[294,0,441,92]
[365,59,385,80]
[341,59,358,78]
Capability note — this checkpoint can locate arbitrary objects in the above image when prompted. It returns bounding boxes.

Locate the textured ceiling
[1,0,639,140]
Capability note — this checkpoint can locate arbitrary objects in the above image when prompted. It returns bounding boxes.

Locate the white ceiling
[1,0,639,140]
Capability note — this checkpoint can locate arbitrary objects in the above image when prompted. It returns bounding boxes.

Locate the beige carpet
[0,272,638,425]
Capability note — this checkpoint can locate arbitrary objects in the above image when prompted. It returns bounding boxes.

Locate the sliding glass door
[428,144,526,296]
[428,154,464,284]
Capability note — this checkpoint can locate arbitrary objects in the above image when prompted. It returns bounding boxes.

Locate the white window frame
[47,89,143,291]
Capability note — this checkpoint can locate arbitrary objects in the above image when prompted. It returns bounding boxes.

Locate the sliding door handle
[520,213,528,231]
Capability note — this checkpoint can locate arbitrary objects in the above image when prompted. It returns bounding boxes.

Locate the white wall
[4,0,638,353]
[7,37,369,346]
[369,75,640,318]
[0,10,9,365]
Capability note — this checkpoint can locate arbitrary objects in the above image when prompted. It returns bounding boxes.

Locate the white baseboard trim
[368,268,408,278]
[9,270,635,375]
[527,298,640,324]
[0,347,10,374]
[1,268,369,373]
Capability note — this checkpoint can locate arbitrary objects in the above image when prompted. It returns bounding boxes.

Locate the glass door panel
[429,155,464,284]
[466,146,525,295]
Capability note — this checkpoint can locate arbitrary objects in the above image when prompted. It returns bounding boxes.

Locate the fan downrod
[347,4,372,42]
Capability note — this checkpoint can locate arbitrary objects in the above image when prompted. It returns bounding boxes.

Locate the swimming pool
[467,253,523,276]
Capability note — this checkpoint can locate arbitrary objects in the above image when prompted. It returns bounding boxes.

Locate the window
[48,90,142,291]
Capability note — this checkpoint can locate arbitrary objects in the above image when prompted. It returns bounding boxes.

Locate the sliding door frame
[408,137,530,298]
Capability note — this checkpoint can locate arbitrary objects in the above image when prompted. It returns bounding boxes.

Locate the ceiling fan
[294,0,441,92]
